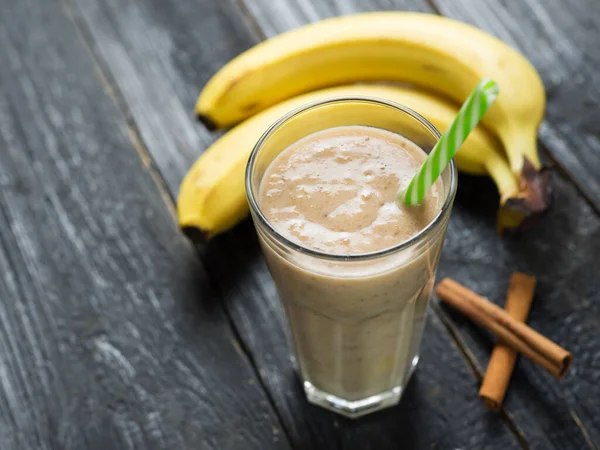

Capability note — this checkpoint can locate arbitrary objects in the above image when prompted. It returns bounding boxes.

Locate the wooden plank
[436,173,600,450]
[70,0,256,193]
[239,0,431,38]
[200,223,524,449]
[0,0,290,448]
[72,0,531,447]
[245,0,600,213]
[235,1,600,447]
[427,1,600,446]
[431,0,600,216]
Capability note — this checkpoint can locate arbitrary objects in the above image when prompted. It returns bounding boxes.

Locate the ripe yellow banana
[196,12,546,179]
[180,84,520,240]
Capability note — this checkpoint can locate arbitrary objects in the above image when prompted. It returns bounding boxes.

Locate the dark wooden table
[1,0,599,448]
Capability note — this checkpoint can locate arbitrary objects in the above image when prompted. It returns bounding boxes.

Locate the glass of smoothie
[245,97,457,418]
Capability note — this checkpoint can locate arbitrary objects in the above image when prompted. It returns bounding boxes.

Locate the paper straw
[401,78,499,205]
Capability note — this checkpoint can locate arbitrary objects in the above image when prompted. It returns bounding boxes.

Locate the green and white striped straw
[401,78,499,206]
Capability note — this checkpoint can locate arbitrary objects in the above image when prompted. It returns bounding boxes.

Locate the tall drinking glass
[246,97,457,418]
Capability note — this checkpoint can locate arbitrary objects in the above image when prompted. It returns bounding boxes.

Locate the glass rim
[245,96,458,262]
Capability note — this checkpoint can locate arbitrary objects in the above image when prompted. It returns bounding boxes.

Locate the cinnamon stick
[436,278,572,379]
[479,273,536,411]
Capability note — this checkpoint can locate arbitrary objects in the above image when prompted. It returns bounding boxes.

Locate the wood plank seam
[231,0,268,42]
[427,1,600,447]
[427,0,600,218]
[69,0,544,444]
[433,303,530,450]
[538,140,600,217]
[570,410,600,450]
[62,0,598,446]
[241,0,546,440]
[244,0,600,219]
[422,0,442,14]
[61,0,177,220]
[217,0,537,442]
[192,262,297,449]
[63,0,294,446]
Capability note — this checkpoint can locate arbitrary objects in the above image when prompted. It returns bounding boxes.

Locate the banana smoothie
[256,125,448,415]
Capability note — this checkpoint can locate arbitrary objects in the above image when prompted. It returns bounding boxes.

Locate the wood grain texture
[431,0,600,214]
[71,0,254,193]
[71,0,541,448]
[245,0,600,214]
[69,0,600,448]
[238,0,431,38]
[236,1,600,447]
[0,0,289,448]
[198,222,524,450]
[437,173,600,450]
[427,1,600,446]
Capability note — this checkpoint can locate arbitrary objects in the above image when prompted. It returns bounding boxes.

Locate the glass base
[304,382,402,419]
[303,354,420,419]
[407,354,419,381]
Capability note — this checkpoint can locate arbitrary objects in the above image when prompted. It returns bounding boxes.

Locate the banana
[180,84,520,240]
[195,12,546,179]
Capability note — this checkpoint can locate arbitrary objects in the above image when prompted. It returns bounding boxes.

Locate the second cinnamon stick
[479,273,536,411]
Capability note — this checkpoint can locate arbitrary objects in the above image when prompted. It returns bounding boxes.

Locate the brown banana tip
[497,160,553,234]
[181,225,209,245]
[196,113,218,131]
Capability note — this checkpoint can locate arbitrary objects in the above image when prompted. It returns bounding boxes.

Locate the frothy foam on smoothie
[260,126,442,254]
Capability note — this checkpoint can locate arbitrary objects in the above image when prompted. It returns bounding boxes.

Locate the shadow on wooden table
[195,218,267,298]
[453,172,500,220]
[276,359,510,449]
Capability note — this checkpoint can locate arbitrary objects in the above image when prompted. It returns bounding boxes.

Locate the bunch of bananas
[178,12,551,240]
